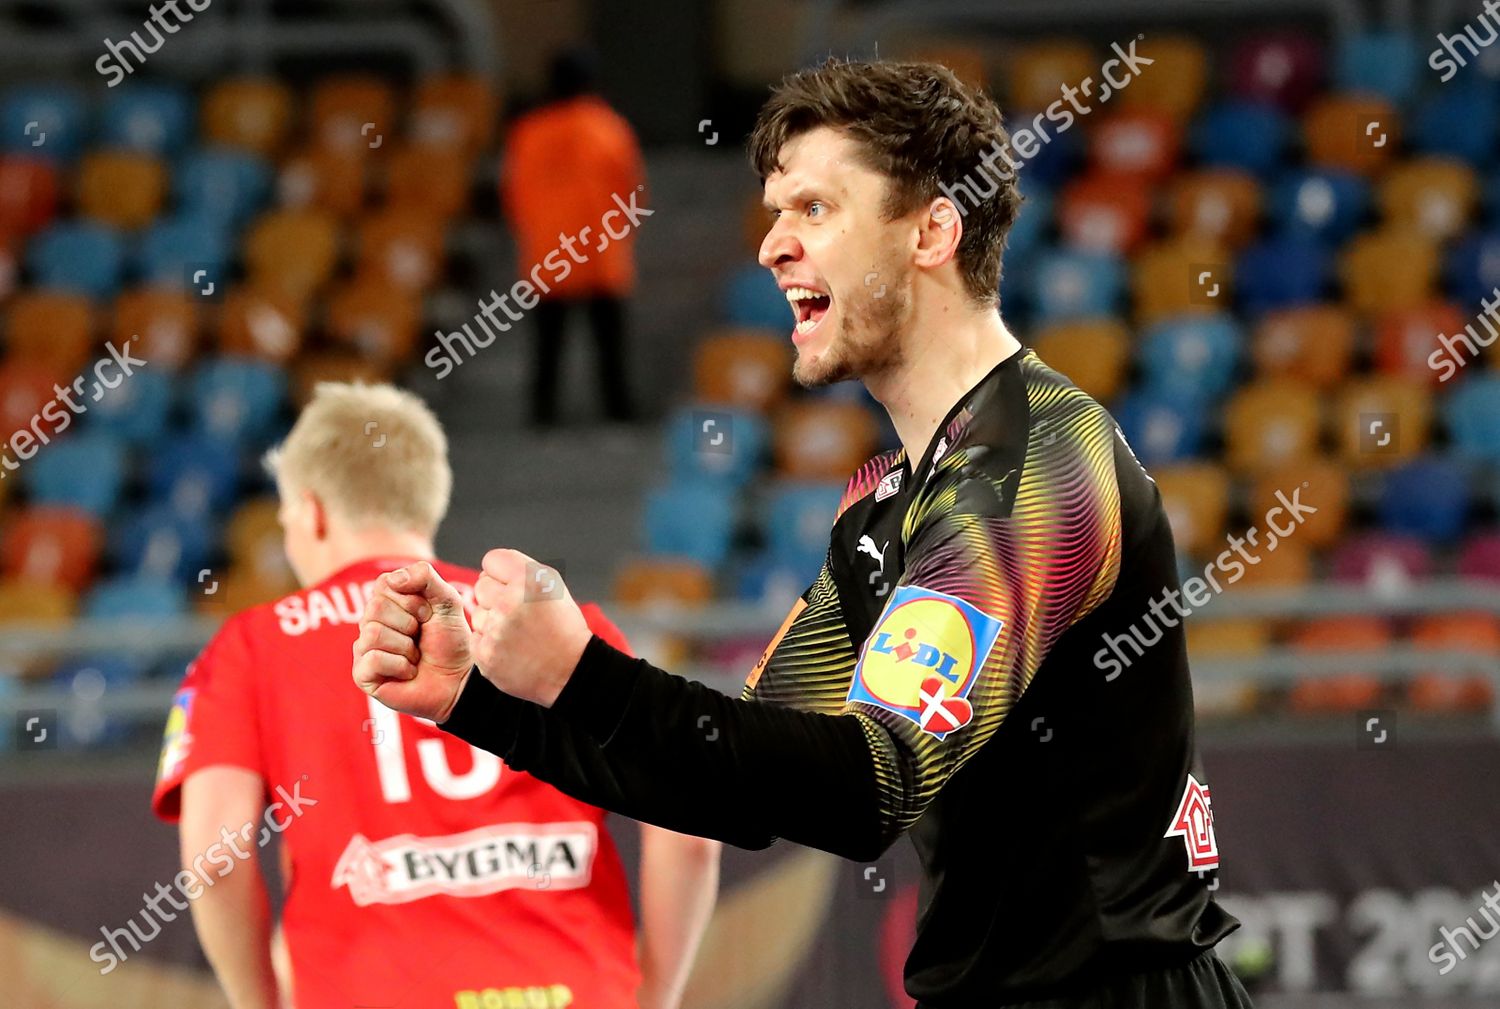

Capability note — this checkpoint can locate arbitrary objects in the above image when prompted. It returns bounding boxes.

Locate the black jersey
[442,346,1240,1004]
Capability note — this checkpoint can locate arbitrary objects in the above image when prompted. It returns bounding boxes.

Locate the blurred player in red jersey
[151,382,720,1009]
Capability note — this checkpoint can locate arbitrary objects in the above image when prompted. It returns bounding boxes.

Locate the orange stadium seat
[75,150,167,230]
[1340,228,1439,317]
[741,191,773,257]
[1302,94,1400,175]
[199,565,299,617]
[1167,169,1262,250]
[1132,237,1233,326]
[1226,534,1312,589]
[1118,36,1208,122]
[1186,618,1272,659]
[1287,616,1390,713]
[277,146,368,218]
[1223,377,1322,473]
[1373,302,1468,384]
[1029,319,1130,402]
[386,143,471,221]
[693,328,794,412]
[1408,613,1499,713]
[1,507,103,592]
[911,42,990,90]
[1057,172,1153,254]
[1250,305,1355,389]
[1248,456,1350,549]
[217,286,307,363]
[226,496,298,588]
[1333,374,1432,469]
[1089,110,1182,182]
[772,401,880,480]
[291,350,394,406]
[1007,40,1096,112]
[1378,157,1478,242]
[613,557,714,608]
[243,208,341,303]
[326,278,422,364]
[310,76,396,154]
[411,75,499,156]
[0,155,60,236]
[201,78,294,157]
[0,231,16,303]
[0,576,76,626]
[356,208,446,292]
[0,362,67,442]
[114,288,201,370]
[1153,462,1230,555]
[5,292,93,375]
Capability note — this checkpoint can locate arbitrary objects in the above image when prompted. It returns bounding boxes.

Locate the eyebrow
[762,186,823,213]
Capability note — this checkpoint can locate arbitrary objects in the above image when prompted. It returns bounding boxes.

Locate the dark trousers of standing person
[532,296,634,426]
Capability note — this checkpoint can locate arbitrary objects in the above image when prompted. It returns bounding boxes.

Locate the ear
[303,489,329,542]
[913,196,963,271]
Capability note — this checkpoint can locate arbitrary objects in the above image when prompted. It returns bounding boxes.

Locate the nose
[758,217,801,270]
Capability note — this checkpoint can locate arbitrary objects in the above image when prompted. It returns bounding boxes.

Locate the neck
[864,299,1022,466]
[304,528,437,587]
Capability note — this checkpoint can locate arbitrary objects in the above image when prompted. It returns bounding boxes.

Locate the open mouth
[785,286,833,337]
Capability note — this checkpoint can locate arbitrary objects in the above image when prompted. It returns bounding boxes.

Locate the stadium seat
[1248,456,1350,549]
[1333,375,1432,468]
[1234,234,1333,316]
[1408,613,1499,714]
[772,401,879,480]
[290,350,392,406]
[1286,616,1390,714]
[612,557,714,608]
[225,496,294,584]
[1167,169,1262,249]
[1089,110,1182,182]
[1444,373,1500,464]
[0,154,60,236]
[217,286,306,363]
[665,405,769,488]
[1028,248,1125,323]
[86,365,172,447]
[1117,35,1207,122]
[1271,168,1370,244]
[0,362,67,443]
[910,42,989,91]
[1251,304,1355,388]
[189,356,287,447]
[1004,180,1052,261]
[25,432,128,516]
[0,232,15,303]
[1339,228,1439,317]
[1153,462,1230,555]
[1329,532,1434,588]
[355,208,446,292]
[0,506,103,592]
[1186,618,1271,659]
[643,480,738,568]
[51,654,148,750]
[1377,454,1471,542]
[111,503,218,582]
[27,221,126,298]
[326,278,421,364]
[5,291,93,375]
[0,577,76,626]
[1008,40,1096,113]
[1030,319,1130,403]
[135,214,234,290]
[197,565,298,617]
[1378,157,1479,242]
[1138,313,1242,402]
[723,263,790,331]
[1223,377,1321,473]
[1057,172,1152,255]
[1444,229,1500,308]
[386,143,471,221]
[1457,532,1500,581]
[99,82,194,156]
[83,574,187,620]
[76,149,169,230]
[1113,390,1208,465]
[764,482,844,578]
[1411,83,1499,165]
[0,83,88,162]
[310,76,395,153]
[146,432,243,516]
[243,208,340,303]
[693,328,793,413]
[1190,100,1291,177]
[411,75,498,156]
[1226,534,1312,589]
[201,78,293,157]
[277,145,367,218]
[1302,94,1399,176]
[1333,32,1422,106]
[1131,238,1232,326]
[115,288,201,370]
[176,147,274,227]
[1372,302,1468,383]
[1227,33,1326,113]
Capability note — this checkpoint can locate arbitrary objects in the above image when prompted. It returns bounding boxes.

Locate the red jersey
[151,557,642,1009]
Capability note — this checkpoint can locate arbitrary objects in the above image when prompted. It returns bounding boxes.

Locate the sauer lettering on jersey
[331,822,597,905]
[276,579,477,636]
[847,585,1004,739]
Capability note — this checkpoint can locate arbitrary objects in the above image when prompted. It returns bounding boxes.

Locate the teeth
[796,317,818,334]
[784,286,826,303]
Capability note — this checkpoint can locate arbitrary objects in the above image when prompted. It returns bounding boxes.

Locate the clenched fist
[352,562,474,723]
[470,548,593,708]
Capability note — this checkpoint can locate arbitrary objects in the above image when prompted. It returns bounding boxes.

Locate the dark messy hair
[749,58,1022,304]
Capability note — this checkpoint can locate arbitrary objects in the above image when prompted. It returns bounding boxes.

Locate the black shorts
[991,950,1255,1009]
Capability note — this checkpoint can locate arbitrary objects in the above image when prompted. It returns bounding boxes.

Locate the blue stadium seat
[175,146,274,227]
[732,555,817,606]
[1444,373,1500,464]
[1028,248,1125,323]
[1444,230,1500,307]
[1113,391,1207,465]
[1192,100,1291,176]
[723,264,790,331]
[763,481,843,579]
[83,575,187,620]
[135,214,233,288]
[27,221,127,298]
[89,366,173,445]
[643,480,737,568]
[1012,114,1083,187]
[0,83,88,161]
[1272,169,1370,245]
[1411,83,1498,165]
[50,654,149,750]
[1139,314,1243,401]
[1235,234,1333,316]
[665,406,768,488]
[1377,454,1471,542]
[111,503,218,582]
[1334,32,1422,106]
[100,83,195,156]
[147,432,242,516]
[25,431,128,515]
[189,357,287,447]
[1006,182,1053,261]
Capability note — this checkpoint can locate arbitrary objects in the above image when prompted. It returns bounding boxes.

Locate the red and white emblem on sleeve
[1164,774,1219,872]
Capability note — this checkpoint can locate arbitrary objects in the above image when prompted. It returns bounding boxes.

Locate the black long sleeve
[440,635,892,860]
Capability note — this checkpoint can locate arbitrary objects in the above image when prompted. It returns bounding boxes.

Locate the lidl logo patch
[848,585,1004,738]
[157,687,195,783]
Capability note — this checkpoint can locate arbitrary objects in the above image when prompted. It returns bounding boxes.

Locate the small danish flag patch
[1164,774,1219,872]
[917,675,973,735]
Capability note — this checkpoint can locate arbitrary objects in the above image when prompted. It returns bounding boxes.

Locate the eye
[807,200,827,218]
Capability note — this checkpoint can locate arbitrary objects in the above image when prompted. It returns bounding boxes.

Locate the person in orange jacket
[502,49,644,426]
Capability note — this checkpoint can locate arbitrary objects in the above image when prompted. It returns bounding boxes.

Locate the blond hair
[263,382,452,535]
